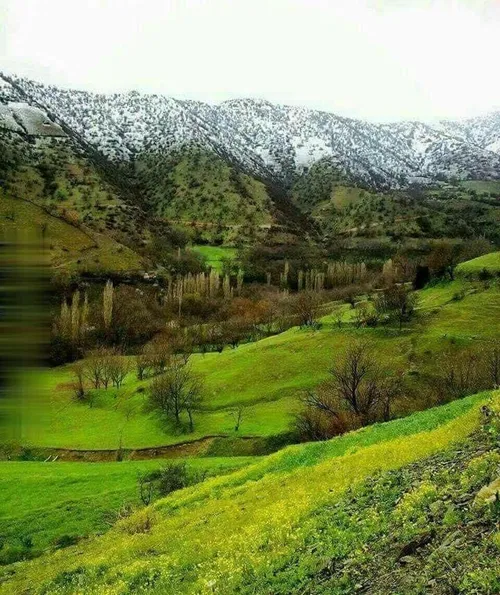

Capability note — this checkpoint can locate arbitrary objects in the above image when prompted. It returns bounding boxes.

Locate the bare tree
[206,323,225,353]
[353,303,369,328]
[144,338,172,376]
[171,331,193,365]
[149,359,203,429]
[294,406,346,442]
[184,381,203,432]
[485,341,500,389]
[302,388,343,422]
[100,350,114,390]
[85,348,106,389]
[375,284,418,330]
[436,347,487,401]
[231,405,245,431]
[330,341,376,417]
[72,361,86,402]
[298,340,402,439]
[109,355,130,389]
[292,291,321,328]
[136,350,152,381]
[427,240,462,281]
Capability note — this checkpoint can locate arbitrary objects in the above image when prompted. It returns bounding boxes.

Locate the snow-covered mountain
[1,73,500,188]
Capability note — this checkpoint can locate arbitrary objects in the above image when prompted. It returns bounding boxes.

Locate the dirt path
[8,435,262,462]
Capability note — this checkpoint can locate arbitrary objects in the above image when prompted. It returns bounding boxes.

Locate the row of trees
[72,347,131,405]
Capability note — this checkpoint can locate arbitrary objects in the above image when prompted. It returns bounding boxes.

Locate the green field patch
[191,245,237,271]
[0,456,255,562]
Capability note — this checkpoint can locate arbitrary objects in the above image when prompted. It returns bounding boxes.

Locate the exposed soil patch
[2,435,269,462]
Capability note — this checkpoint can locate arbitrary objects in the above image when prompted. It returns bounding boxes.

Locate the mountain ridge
[2,73,500,190]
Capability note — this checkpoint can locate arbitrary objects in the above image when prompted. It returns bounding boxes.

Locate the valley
[1,71,500,595]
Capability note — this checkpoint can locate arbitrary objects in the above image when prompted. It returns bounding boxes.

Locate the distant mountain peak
[2,72,500,188]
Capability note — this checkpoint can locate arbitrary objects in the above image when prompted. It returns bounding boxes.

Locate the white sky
[1,0,499,122]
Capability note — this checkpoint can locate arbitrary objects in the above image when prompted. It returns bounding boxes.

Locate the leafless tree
[427,240,462,281]
[149,359,203,429]
[330,341,377,418]
[485,341,500,389]
[85,347,109,389]
[231,405,245,431]
[148,338,172,376]
[109,355,130,389]
[292,291,321,328]
[353,303,369,328]
[184,382,203,432]
[298,340,403,439]
[72,361,86,402]
[136,350,151,381]
[436,347,487,402]
[375,284,418,329]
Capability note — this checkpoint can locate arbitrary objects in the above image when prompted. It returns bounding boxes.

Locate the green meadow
[14,274,500,452]
[1,390,494,594]
[0,456,254,564]
[191,245,237,271]
[457,250,500,276]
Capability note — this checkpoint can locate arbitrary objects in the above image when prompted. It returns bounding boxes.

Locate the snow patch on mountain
[1,73,500,188]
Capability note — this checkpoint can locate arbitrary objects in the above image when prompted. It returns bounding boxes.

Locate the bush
[479,268,494,281]
[0,544,36,566]
[53,535,80,549]
[138,462,193,505]
[121,509,157,535]
[461,452,500,492]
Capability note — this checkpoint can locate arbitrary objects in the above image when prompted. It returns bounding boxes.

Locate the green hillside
[137,147,276,244]
[0,194,144,273]
[13,274,500,452]
[2,391,498,594]
[0,456,254,565]
[291,163,500,244]
[0,131,151,244]
[457,251,500,277]
[1,200,500,593]
[0,130,154,273]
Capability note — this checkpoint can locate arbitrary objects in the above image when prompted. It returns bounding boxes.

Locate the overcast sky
[1,0,499,122]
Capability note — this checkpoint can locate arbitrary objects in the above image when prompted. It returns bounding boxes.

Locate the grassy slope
[138,147,274,244]
[0,457,254,560]
[457,251,500,276]
[16,277,500,450]
[1,392,492,594]
[0,130,148,273]
[292,163,500,242]
[0,195,144,273]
